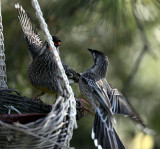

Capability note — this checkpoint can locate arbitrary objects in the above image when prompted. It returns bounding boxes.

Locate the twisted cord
[31,0,77,147]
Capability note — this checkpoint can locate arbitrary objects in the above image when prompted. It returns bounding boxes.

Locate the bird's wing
[108,84,154,134]
[15,4,43,51]
[92,107,125,149]
[81,75,113,118]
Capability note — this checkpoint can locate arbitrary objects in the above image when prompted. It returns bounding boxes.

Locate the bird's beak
[88,49,96,62]
[88,48,93,53]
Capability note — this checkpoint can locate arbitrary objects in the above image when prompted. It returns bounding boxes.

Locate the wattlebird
[79,49,153,149]
[15,4,80,97]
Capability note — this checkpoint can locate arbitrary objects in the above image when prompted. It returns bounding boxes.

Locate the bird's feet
[32,92,45,103]
[76,98,94,118]
[50,98,93,120]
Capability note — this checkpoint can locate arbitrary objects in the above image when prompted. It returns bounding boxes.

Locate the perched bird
[79,49,153,149]
[15,4,80,97]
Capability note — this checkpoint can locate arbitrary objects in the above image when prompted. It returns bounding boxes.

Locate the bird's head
[52,36,61,48]
[88,49,109,77]
[88,48,108,64]
[46,36,61,51]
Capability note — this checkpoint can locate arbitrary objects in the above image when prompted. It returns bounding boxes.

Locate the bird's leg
[33,92,45,101]
[79,98,92,106]
[77,98,94,116]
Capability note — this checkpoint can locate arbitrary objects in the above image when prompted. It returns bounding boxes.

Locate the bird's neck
[90,58,108,78]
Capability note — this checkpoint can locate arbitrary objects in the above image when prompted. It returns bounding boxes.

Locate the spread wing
[15,3,43,52]
[108,84,154,134]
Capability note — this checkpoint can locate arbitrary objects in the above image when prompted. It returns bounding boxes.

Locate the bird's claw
[76,98,94,117]
[32,92,45,102]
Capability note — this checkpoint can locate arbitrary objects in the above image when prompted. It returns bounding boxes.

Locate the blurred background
[1,0,160,148]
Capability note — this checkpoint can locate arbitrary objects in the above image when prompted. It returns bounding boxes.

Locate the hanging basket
[0,89,85,149]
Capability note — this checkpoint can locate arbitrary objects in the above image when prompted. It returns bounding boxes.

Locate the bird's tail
[91,108,125,149]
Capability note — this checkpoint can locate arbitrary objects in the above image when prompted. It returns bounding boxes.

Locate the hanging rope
[0,1,78,148]
[31,0,77,147]
[0,0,7,89]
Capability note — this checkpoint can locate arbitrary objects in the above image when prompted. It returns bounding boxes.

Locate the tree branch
[122,0,156,94]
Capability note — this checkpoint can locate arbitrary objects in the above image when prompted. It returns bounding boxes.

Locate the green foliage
[1,0,160,148]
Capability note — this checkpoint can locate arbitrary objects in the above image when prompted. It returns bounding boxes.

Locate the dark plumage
[79,48,152,149]
[15,4,80,96]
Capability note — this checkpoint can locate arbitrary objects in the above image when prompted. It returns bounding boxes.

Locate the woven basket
[0,89,75,149]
